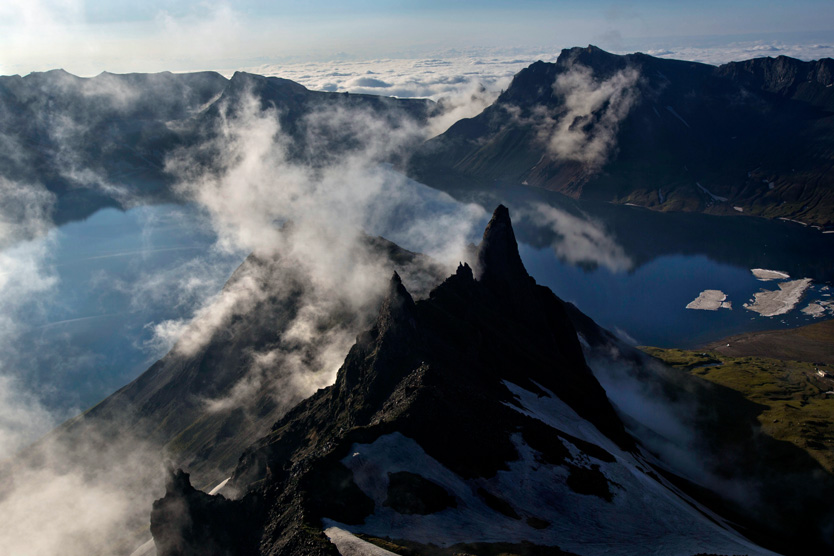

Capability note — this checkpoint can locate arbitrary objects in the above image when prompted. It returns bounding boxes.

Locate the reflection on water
[13,204,242,414]
[473,185,834,347]
[6,184,834,414]
[520,245,830,348]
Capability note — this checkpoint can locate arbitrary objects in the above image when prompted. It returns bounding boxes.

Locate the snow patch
[686,290,732,311]
[328,377,776,556]
[751,268,790,281]
[324,527,399,555]
[696,182,728,202]
[331,425,772,555]
[744,278,813,317]
[208,477,231,495]
[128,538,156,556]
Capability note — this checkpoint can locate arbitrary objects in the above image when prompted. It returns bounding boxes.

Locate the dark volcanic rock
[151,469,259,556]
[408,46,834,227]
[383,471,457,515]
[150,205,634,555]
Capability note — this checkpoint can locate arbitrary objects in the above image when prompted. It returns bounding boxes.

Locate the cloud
[154,86,485,417]
[0,178,59,455]
[583,344,763,511]
[349,76,392,88]
[247,54,533,135]
[0,374,55,458]
[0,177,55,249]
[520,203,632,272]
[542,64,640,167]
[637,40,834,66]
[0,178,161,556]
[0,416,167,556]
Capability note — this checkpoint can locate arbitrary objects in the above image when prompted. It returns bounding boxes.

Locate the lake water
[520,246,830,348]
[11,204,243,414]
[6,186,833,415]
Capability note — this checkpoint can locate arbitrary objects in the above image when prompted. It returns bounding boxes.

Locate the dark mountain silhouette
[149,207,783,555]
[408,45,834,228]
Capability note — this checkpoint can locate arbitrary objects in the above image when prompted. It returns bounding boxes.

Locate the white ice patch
[744,278,813,317]
[324,527,399,556]
[751,268,790,281]
[802,300,833,318]
[686,290,732,311]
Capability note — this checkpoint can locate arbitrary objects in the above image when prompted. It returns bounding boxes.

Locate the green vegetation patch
[641,346,834,473]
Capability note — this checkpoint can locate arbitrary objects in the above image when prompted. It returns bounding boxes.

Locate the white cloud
[0,178,58,455]
[156,86,485,416]
[545,64,640,166]
[505,63,642,169]
[520,203,632,272]
[246,54,538,135]
[637,40,834,66]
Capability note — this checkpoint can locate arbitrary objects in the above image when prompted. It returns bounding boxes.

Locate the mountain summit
[409,46,834,227]
[150,206,769,556]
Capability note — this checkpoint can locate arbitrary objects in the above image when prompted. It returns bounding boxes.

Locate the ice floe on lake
[751,268,790,281]
[686,290,732,311]
[744,278,813,317]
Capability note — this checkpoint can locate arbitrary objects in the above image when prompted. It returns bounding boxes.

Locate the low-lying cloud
[543,64,640,167]
[248,55,531,136]
[521,202,632,272]
[154,85,485,419]
[0,178,58,455]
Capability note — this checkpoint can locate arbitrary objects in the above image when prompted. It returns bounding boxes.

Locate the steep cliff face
[150,207,771,556]
[409,46,834,227]
[41,233,446,490]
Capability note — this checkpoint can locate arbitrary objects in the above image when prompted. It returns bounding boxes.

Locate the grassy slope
[701,318,834,365]
[641,343,834,473]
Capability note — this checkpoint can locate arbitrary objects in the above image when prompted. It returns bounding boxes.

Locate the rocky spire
[476,205,529,287]
[375,271,416,337]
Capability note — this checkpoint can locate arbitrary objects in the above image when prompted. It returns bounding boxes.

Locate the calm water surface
[10,190,834,414]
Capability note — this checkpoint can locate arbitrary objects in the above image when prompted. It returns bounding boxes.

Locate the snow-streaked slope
[324,527,399,556]
[325,381,774,556]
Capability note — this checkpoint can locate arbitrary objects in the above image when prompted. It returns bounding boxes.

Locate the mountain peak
[379,271,415,325]
[476,205,529,286]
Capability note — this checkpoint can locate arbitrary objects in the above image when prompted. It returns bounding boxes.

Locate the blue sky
[1,1,833,75]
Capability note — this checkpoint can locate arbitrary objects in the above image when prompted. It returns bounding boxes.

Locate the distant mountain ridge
[408,45,834,228]
[4,48,833,229]
[0,69,432,225]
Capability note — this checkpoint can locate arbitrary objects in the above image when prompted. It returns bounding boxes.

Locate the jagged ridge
[150,207,770,556]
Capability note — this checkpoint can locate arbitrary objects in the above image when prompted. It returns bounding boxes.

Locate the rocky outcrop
[151,207,773,556]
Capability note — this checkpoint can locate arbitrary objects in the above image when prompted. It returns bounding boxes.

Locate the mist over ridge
[0,42,833,556]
